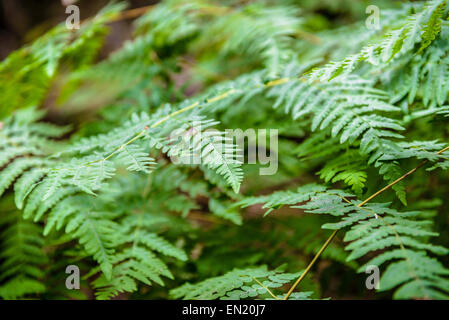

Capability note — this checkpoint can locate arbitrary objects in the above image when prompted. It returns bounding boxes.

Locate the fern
[0,3,124,118]
[171,265,312,300]
[306,0,449,82]
[240,185,449,299]
[0,203,47,299]
[92,203,188,299]
[1,0,449,301]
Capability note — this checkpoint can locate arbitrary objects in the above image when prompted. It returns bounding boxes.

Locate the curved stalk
[283,145,449,300]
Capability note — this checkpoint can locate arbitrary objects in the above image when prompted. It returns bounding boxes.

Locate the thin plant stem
[60,78,294,171]
[283,229,338,300]
[252,277,280,300]
[282,145,449,300]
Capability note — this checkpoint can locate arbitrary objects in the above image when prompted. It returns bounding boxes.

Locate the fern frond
[306,0,449,82]
[43,195,117,279]
[92,212,187,299]
[170,265,308,300]
[0,207,47,299]
[242,184,449,299]
[116,144,156,174]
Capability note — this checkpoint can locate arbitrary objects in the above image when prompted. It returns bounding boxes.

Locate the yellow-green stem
[283,145,449,300]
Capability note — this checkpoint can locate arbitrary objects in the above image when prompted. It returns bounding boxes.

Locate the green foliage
[0,2,124,118]
[1,0,449,300]
[0,199,48,299]
[170,265,312,300]
[241,185,449,298]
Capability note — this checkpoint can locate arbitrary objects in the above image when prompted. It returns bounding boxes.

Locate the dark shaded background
[0,0,158,59]
[1,0,417,60]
